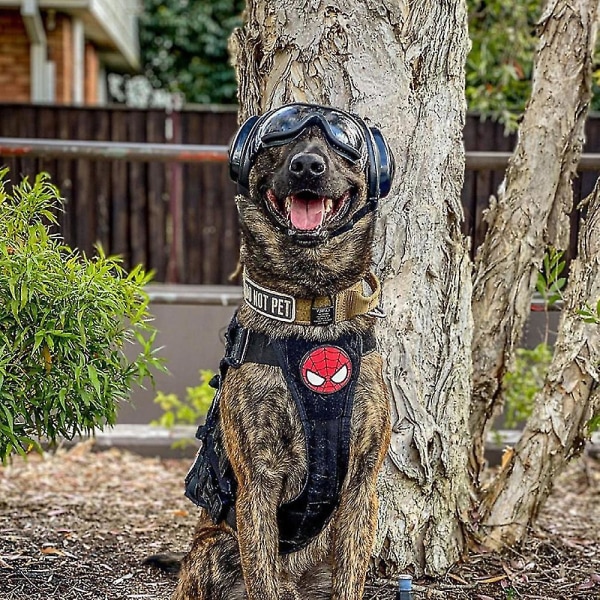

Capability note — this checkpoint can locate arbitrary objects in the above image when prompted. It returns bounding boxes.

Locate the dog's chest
[183,312,377,553]
[221,364,307,503]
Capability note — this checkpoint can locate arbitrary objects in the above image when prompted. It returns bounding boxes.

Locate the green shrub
[152,369,216,447]
[467,0,600,131]
[466,0,542,132]
[503,343,553,429]
[0,170,163,461]
[139,0,245,104]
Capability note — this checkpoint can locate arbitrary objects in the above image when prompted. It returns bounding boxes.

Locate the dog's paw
[143,552,186,575]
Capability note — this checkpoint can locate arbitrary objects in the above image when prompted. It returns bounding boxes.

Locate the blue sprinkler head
[396,574,413,599]
[398,575,412,590]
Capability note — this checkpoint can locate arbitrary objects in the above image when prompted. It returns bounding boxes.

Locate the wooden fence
[1,103,598,284]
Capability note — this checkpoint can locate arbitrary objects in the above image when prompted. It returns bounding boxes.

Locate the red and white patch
[300,346,352,394]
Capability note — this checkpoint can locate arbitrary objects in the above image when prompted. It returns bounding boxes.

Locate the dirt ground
[0,441,598,600]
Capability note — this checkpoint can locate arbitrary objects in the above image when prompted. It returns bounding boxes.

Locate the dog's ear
[362,126,395,202]
[229,115,260,196]
[368,127,395,200]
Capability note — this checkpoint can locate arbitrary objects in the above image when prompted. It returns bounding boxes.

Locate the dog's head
[229,104,394,294]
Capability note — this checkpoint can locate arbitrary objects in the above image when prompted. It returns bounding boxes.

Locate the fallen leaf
[0,554,22,561]
[448,573,469,585]
[478,574,507,584]
[576,578,597,591]
[113,572,134,585]
[172,509,189,518]
[41,547,63,556]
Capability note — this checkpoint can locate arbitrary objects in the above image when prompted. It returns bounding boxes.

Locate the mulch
[0,440,598,599]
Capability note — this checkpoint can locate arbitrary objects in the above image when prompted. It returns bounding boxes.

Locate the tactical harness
[184,313,377,554]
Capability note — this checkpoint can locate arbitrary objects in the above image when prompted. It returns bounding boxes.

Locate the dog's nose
[289,153,326,177]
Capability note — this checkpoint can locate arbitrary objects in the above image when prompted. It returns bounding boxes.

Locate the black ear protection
[228,103,395,203]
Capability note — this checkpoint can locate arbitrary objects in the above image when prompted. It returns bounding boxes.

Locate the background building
[0,0,139,104]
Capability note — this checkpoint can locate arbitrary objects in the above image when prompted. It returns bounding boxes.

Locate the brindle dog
[148,109,392,600]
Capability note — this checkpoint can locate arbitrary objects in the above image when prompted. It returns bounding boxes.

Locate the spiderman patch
[300,345,352,394]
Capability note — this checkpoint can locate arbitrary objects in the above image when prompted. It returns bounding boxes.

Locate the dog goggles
[251,104,368,165]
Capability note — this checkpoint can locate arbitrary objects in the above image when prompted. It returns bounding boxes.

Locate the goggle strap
[329,198,379,239]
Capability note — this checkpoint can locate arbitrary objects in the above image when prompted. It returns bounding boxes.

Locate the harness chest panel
[184,314,375,554]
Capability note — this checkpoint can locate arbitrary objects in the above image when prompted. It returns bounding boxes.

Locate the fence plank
[181,111,203,284]
[74,108,95,254]
[128,110,149,270]
[55,108,75,245]
[94,109,112,251]
[109,109,130,262]
[146,112,168,282]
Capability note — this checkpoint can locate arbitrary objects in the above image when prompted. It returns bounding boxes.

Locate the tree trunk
[469,0,599,478]
[480,181,600,550]
[370,5,473,578]
[231,0,473,575]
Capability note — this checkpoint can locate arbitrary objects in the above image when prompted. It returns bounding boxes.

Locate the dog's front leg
[235,473,282,600]
[331,474,380,600]
[331,361,391,600]
[220,366,305,600]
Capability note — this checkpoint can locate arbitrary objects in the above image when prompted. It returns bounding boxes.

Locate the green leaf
[587,414,600,434]
[87,364,101,397]
[536,275,546,296]
[1,403,14,433]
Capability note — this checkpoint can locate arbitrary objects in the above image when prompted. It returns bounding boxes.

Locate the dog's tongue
[288,195,325,230]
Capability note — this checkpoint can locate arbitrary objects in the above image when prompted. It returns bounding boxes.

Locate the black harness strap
[184,314,376,554]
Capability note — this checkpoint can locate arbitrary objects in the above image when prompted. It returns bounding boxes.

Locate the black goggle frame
[254,106,368,166]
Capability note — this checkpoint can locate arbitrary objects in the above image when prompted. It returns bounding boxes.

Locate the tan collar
[243,271,382,326]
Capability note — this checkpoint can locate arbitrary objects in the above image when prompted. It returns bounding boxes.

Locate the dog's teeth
[285,196,292,213]
[324,198,333,214]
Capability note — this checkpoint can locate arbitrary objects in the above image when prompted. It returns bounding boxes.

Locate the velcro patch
[244,276,296,323]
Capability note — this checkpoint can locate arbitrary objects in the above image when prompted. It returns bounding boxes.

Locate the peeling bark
[231,0,473,576]
[469,0,599,478]
[480,181,600,550]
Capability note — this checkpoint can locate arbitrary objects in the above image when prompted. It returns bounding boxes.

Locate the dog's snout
[289,153,326,177]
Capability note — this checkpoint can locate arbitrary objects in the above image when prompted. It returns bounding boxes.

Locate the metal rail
[3,137,600,170]
[467,150,600,170]
[0,138,229,163]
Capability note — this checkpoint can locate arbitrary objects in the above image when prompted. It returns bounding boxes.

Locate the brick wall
[84,42,99,105]
[0,9,101,105]
[46,13,73,103]
[0,10,31,102]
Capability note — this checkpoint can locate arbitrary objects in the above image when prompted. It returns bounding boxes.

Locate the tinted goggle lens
[255,105,366,164]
